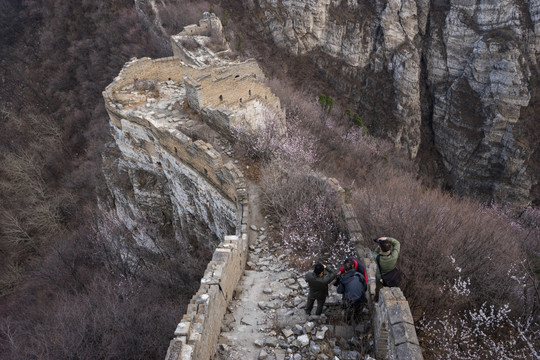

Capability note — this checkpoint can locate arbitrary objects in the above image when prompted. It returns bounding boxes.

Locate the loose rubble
[216,224,374,360]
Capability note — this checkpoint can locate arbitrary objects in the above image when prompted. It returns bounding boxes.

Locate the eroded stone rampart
[165,221,250,360]
[374,288,423,359]
[102,104,242,203]
[105,55,283,140]
[104,91,250,360]
[339,198,422,360]
[105,56,197,94]
[170,12,225,67]
[103,12,421,359]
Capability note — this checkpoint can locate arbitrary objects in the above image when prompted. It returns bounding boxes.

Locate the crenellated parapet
[165,226,250,360]
[103,57,284,142]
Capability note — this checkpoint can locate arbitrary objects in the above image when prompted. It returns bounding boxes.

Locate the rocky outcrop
[245,0,540,204]
[426,0,538,203]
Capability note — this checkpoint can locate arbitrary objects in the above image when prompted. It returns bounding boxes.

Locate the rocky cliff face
[245,0,540,204]
[100,122,237,253]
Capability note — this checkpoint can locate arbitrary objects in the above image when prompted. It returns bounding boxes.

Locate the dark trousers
[342,296,367,324]
[305,295,326,315]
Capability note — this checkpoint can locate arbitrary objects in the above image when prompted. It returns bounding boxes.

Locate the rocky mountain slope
[243,0,540,204]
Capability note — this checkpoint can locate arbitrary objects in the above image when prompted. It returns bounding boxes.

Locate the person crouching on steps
[304,262,337,316]
[336,258,367,322]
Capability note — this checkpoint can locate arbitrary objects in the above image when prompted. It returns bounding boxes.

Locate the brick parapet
[165,215,249,360]
[336,186,423,360]
[374,288,423,360]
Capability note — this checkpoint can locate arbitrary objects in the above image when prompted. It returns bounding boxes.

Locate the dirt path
[216,182,374,360]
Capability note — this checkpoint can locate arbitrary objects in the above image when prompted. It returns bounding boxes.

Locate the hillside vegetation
[0,1,538,359]
[0,1,211,358]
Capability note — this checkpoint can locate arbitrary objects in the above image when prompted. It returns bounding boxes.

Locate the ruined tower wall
[105,57,201,94]
[198,73,280,110]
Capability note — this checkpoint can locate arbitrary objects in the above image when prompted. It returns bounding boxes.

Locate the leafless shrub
[179,36,200,50]
[232,107,287,163]
[0,208,210,360]
[419,303,539,359]
[354,170,525,311]
[266,77,393,184]
[0,112,66,296]
[261,162,352,267]
[9,276,179,360]
[133,78,158,93]
[352,168,540,357]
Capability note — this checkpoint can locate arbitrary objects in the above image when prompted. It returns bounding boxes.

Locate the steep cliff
[243,0,539,204]
[99,13,281,256]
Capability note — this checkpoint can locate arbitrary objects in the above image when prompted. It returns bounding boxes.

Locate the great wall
[102,13,422,360]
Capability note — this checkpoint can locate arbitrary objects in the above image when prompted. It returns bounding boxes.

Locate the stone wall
[374,288,423,360]
[165,223,250,360]
[105,54,284,140]
[156,131,249,360]
[104,56,199,94]
[104,61,252,360]
[183,59,284,136]
[102,105,242,204]
[339,199,423,360]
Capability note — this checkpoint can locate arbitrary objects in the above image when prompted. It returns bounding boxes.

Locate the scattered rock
[297,278,308,289]
[297,334,310,347]
[316,326,328,340]
[254,339,264,347]
[292,324,304,336]
[258,349,268,359]
[264,337,278,347]
[282,328,293,338]
[304,322,315,333]
[309,341,321,354]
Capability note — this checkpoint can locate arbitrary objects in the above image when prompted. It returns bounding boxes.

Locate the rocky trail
[215,183,374,360]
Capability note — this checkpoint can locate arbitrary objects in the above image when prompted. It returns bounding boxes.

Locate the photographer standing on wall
[373,236,402,296]
[304,262,337,316]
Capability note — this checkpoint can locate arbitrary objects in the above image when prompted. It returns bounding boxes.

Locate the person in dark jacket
[304,262,337,316]
[338,257,368,285]
[336,259,367,321]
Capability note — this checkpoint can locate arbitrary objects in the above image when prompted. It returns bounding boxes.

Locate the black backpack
[376,255,402,287]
